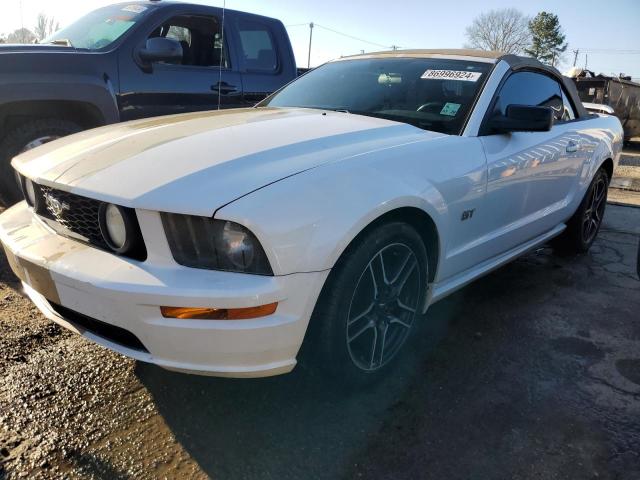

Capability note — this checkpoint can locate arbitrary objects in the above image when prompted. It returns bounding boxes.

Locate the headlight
[99,203,143,256]
[22,177,36,207]
[161,213,273,275]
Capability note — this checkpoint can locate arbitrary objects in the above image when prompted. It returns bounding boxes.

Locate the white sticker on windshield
[440,102,461,116]
[122,5,147,13]
[421,70,482,82]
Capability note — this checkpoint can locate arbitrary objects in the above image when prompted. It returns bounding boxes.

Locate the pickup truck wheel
[304,221,428,385]
[553,167,609,254]
[0,119,81,206]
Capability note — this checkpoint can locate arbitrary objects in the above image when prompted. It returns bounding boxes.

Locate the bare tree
[34,13,60,41]
[465,8,530,54]
[6,28,37,44]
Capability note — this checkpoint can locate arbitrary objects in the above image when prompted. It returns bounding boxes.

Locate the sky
[2,0,639,79]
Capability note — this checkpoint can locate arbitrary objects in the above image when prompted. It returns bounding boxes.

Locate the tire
[303,221,429,385]
[553,167,609,253]
[0,118,81,207]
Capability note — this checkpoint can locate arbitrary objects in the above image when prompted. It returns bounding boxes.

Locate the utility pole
[19,0,24,42]
[307,22,314,69]
[391,45,399,51]
[584,53,588,70]
[572,49,579,67]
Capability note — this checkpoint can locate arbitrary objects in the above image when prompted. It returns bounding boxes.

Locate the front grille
[25,181,147,261]
[49,302,149,353]
[36,185,109,249]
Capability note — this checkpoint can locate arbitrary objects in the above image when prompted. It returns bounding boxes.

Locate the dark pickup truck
[0,1,299,205]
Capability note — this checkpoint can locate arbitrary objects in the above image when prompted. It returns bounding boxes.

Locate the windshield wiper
[47,39,74,47]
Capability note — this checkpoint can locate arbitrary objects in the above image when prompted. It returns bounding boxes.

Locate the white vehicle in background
[583,102,615,115]
[0,49,623,382]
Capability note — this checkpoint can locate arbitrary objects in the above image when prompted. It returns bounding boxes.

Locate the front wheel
[0,118,81,206]
[305,221,429,383]
[553,167,609,253]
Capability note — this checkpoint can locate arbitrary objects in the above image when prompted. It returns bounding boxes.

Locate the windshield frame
[43,2,159,52]
[259,56,496,136]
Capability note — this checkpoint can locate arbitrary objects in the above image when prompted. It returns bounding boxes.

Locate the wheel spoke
[348,302,375,326]
[583,219,592,239]
[391,256,417,293]
[397,298,417,314]
[389,316,412,329]
[369,324,388,369]
[369,254,389,298]
[378,253,390,285]
[389,252,412,284]
[594,181,605,204]
[368,264,379,299]
[348,320,374,343]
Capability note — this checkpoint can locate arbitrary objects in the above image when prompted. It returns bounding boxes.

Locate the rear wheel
[0,118,81,206]
[305,221,429,384]
[553,167,609,253]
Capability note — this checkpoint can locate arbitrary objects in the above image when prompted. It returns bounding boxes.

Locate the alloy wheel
[582,175,607,244]
[346,243,422,372]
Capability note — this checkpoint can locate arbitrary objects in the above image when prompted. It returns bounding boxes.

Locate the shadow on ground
[137,206,640,480]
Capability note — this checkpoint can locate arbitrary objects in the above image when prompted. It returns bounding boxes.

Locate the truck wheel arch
[0,100,106,133]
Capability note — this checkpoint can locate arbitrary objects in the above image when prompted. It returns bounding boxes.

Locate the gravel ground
[0,151,639,479]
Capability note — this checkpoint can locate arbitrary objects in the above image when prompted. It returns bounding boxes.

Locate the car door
[478,70,587,257]
[118,14,243,121]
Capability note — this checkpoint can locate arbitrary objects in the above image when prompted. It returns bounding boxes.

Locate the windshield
[43,4,153,50]
[263,58,492,135]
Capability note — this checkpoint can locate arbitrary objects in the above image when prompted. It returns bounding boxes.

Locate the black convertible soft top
[500,54,588,119]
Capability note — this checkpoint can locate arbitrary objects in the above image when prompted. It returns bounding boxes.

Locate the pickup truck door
[478,70,588,258]
[118,14,243,121]
[231,17,297,105]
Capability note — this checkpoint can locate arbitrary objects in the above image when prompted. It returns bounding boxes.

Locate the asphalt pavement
[0,162,639,479]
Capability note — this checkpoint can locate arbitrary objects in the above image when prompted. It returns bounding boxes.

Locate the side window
[237,20,277,72]
[493,71,564,123]
[149,15,228,68]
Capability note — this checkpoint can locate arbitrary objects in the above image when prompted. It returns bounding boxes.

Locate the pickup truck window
[237,19,277,72]
[150,15,227,68]
[492,71,568,123]
[44,4,153,50]
[263,58,491,134]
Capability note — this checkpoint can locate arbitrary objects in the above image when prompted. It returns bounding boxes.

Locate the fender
[216,135,489,279]
[0,52,120,126]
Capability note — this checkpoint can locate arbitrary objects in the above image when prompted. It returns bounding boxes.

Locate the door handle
[566,141,579,153]
[211,82,237,94]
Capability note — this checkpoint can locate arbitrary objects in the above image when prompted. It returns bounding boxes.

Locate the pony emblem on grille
[44,192,70,217]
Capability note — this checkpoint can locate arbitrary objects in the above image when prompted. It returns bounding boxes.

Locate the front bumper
[0,202,329,377]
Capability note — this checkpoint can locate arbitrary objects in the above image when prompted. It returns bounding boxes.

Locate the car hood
[13,107,441,216]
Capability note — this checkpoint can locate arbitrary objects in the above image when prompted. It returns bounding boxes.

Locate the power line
[576,49,640,54]
[313,23,392,49]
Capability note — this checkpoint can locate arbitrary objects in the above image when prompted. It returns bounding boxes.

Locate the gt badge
[461,209,475,221]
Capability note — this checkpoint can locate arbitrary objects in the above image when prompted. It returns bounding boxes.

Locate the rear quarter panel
[575,114,623,196]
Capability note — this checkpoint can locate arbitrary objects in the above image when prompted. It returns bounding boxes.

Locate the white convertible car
[0,50,623,380]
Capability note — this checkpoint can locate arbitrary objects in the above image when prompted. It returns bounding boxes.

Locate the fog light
[160,303,278,320]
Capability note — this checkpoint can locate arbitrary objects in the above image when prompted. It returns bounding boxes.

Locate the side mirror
[138,37,183,65]
[488,105,554,134]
